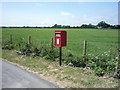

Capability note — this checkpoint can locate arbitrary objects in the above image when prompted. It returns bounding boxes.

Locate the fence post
[10,34,12,44]
[51,37,53,50]
[83,40,87,57]
[28,36,31,45]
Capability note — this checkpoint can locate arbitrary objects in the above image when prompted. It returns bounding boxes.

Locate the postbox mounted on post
[54,30,67,47]
[54,30,67,66]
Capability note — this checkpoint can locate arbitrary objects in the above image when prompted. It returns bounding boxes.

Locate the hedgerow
[2,38,119,79]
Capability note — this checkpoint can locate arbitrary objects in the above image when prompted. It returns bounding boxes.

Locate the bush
[71,57,86,67]
[2,41,14,50]
[14,38,26,50]
[63,51,86,67]
[19,43,33,56]
[63,51,74,64]
[86,51,118,76]
[32,48,41,57]
[39,47,48,57]
[44,46,59,60]
[93,67,104,77]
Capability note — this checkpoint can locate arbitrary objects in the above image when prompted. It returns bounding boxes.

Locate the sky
[0,2,118,27]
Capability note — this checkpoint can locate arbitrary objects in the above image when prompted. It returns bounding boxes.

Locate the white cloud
[61,11,72,16]
[60,11,75,19]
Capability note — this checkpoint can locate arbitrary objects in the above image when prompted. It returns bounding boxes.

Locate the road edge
[1,58,60,88]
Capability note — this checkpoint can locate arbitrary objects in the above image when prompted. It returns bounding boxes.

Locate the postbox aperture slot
[56,33,61,37]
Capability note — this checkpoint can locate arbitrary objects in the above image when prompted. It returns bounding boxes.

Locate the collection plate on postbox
[54,30,67,47]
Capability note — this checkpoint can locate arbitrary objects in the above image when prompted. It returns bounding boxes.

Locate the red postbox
[54,30,67,47]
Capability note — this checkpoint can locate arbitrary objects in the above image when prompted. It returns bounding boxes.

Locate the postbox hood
[55,30,66,33]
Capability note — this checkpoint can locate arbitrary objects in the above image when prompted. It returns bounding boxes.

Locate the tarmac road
[2,59,59,88]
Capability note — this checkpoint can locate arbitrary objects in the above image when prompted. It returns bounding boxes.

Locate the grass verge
[2,50,118,88]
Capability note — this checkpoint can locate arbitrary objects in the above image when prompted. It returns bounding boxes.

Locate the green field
[2,28,118,56]
[2,28,119,87]
[2,28,119,76]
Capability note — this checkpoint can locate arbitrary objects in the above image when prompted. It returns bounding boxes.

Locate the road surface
[2,59,59,88]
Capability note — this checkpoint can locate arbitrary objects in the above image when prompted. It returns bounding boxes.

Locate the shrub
[93,67,104,77]
[19,43,33,56]
[32,48,41,57]
[63,51,74,64]
[44,46,59,60]
[39,47,48,57]
[14,38,26,50]
[63,51,86,67]
[86,51,118,76]
[2,41,14,50]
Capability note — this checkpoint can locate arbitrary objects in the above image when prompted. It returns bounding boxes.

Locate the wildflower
[88,54,91,56]
[108,50,110,53]
[95,56,98,59]
[116,57,118,60]
[104,52,107,54]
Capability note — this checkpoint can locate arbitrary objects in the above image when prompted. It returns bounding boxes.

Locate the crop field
[2,28,119,76]
[2,28,118,55]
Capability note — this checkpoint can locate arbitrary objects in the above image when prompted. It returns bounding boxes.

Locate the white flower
[115,57,118,60]
[88,54,91,56]
[108,51,110,53]
[104,52,107,54]
[106,54,108,56]
[95,56,98,59]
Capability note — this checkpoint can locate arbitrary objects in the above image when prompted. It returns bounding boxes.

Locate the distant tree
[97,21,110,28]
[52,24,56,28]
[80,24,88,28]
[52,24,62,28]
[111,25,120,29]
[72,26,76,28]
[62,25,71,28]
[116,25,120,29]
[87,24,96,28]
[76,26,80,28]
[80,24,96,28]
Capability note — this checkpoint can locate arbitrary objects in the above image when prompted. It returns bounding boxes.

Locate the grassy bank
[2,50,118,88]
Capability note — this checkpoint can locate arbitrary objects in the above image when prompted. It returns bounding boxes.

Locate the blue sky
[1,2,118,26]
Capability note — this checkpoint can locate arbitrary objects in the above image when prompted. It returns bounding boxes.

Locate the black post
[59,47,62,66]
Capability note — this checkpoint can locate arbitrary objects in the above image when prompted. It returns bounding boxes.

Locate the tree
[80,24,96,28]
[97,21,110,28]
[80,24,88,28]
[87,24,96,28]
[62,25,71,28]
[52,24,62,28]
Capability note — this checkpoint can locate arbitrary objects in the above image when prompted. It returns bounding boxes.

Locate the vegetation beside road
[2,28,119,77]
[2,50,118,88]
[2,27,119,88]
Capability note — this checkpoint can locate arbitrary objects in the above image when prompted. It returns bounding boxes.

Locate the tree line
[1,21,120,29]
[52,21,119,29]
